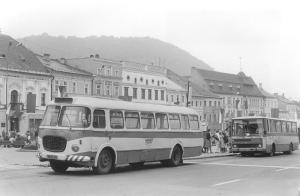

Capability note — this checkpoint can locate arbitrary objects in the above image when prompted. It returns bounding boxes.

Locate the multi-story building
[0,34,52,135]
[191,67,264,123]
[121,61,167,104]
[166,69,222,130]
[274,93,297,120]
[66,55,122,98]
[37,54,93,98]
[258,83,279,117]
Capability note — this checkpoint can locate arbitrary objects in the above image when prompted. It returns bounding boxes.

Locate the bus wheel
[93,149,114,174]
[169,145,183,167]
[269,145,275,157]
[50,160,69,173]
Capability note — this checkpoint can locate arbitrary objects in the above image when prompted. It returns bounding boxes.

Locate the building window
[105,82,111,96]
[204,101,206,107]
[96,84,101,95]
[148,89,152,100]
[196,101,198,107]
[161,90,164,101]
[157,81,160,86]
[106,67,111,76]
[214,101,217,106]
[127,75,130,81]
[209,101,212,107]
[152,79,154,84]
[55,80,59,92]
[124,87,129,96]
[134,78,137,84]
[161,80,164,85]
[72,82,76,93]
[155,90,158,100]
[182,96,185,103]
[41,93,46,106]
[140,77,143,82]
[84,84,88,95]
[115,70,119,77]
[114,86,119,97]
[141,89,145,99]
[171,95,174,102]
[146,79,148,85]
[97,68,103,75]
[133,88,137,99]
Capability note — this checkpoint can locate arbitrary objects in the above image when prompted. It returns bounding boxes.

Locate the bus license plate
[47,155,58,159]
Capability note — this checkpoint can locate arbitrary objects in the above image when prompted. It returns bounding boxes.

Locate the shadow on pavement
[43,162,196,176]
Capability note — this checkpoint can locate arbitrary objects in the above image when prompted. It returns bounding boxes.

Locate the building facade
[121,61,168,104]
[258,83,279,118]
[67,55,122,98]
[0,34,52,136]
[191,67,265,124]
[37,54,93,98]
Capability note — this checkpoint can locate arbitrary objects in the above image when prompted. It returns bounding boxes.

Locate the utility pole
[186,81,190,107]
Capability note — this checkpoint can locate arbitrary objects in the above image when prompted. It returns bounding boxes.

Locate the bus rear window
[41,105,60,126]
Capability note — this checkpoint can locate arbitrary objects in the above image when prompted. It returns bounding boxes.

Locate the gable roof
[0,34,50,75]
[166,69,220,98]
[258,87,275,98]
[194,68,264,97]
[37,55,92,76]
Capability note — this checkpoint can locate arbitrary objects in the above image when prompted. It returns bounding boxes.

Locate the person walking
[204,129,212,153]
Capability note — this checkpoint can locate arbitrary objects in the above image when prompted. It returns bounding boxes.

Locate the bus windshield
[232,119,265,136]
[41,105,91,128]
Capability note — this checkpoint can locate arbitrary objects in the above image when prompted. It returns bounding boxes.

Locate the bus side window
[125,111,140,129]
[93,109,106,128]
[292,122,297,133]
[282,122,287,133]
[270,120,276,133]
[181,114,190,130]
[286,122,291,133]
[275,121,281,133]
[141,112,155,129]
[169,113,181,129]
[189,115,199,130]
[155,113,169,129]
[110,110,124,129]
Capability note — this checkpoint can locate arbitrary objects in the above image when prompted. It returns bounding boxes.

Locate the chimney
[95,54,100,58]
[259,83,262,89]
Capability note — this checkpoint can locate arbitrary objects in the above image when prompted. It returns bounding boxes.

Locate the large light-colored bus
[230,116,299,156]
[38,97,205,174]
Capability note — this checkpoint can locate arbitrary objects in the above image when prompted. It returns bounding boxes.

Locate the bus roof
[50,96,199,115]
[232,116,297,123]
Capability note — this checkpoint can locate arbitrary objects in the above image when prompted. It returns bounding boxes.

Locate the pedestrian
[203,129,212,153]
[213,130,220,153]
[223,131,229,152]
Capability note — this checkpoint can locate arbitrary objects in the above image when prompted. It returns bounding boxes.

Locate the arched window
[11,90,18,103]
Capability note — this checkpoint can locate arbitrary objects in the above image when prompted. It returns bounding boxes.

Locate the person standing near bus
[204,129,212,153]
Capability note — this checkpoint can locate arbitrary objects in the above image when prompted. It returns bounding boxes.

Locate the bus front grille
[43,136,67,152]
[236,143,259,148]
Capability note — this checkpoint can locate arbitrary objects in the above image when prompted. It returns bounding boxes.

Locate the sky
[0,0,300,100]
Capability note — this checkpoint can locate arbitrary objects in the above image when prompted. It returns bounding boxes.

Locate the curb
[184,153,238,160]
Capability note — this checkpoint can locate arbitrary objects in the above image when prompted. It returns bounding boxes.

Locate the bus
[230,116,299,156]
[37,97,205,174]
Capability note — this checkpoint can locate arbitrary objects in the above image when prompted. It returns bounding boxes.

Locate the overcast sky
[1,0,299,100]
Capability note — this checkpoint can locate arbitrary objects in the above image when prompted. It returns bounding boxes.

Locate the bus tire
[93,148,115,174]
[169,145,183,167]
[269,144,275,157]
[50,160,69,173]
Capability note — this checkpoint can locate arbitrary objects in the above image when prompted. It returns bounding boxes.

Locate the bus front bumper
[231,148,266,152]
[38,152,91,162]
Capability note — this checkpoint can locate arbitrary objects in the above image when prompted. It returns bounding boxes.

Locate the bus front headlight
[258,144,262,148]
[71,145,80,152]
